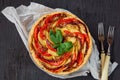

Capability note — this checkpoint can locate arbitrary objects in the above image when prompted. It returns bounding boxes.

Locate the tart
[28,11,92,75]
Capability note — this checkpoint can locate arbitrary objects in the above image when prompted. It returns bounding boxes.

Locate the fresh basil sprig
[57,42,73,55]
[50,29,63,44]
[50,29,73,55]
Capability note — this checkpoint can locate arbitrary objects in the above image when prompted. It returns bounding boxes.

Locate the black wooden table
[0,0,120,80]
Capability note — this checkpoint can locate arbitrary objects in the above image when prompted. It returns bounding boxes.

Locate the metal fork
[98,23,106,77]
[107,26,114,56]
[101,26,115,80]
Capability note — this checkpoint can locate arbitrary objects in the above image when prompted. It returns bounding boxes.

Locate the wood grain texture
[0,0,120,80]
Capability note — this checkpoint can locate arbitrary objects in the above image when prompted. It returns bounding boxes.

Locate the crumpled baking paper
[1,2,118,79]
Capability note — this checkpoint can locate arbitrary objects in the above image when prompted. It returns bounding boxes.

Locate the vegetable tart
[28,11,92,75]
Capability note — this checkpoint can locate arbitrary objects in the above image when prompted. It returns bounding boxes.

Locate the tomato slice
[57,18,79,26]
[45,13,61,24]
[39,25,46,40]
[36,52,71,66]
[43,64,66,73]
[64,30,73,36]
[77,52,84,65]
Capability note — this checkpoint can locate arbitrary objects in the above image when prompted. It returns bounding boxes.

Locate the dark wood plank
[0,0,120,80]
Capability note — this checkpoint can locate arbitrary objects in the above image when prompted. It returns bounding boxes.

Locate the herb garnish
[50,29,73,55]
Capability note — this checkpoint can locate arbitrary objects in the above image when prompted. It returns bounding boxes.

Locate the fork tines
[107,26,115,55]
[98,23,104,37]
[107,26,115,42]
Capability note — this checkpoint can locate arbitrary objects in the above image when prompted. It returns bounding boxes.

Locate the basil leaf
[57,47,64,55]
[50,29,63,44]
[59,43,66,49]
[50,30,58,44]
[50,35,57,44]
[50,29,73,56]
[57,42,73,55]
[56,30,63,43]
[63,41,73,52]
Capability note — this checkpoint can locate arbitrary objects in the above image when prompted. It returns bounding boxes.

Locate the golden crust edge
[28,11,93,75]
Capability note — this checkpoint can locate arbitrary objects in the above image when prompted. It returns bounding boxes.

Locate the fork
[98,23,106,77]
[101,26,115,80]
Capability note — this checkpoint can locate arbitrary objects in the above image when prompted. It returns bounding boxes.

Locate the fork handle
[101,55,110,80]
[100,53,105,78]
[101,53,105,71]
